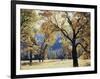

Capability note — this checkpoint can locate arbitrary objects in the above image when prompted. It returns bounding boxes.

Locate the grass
[20,59,90,70]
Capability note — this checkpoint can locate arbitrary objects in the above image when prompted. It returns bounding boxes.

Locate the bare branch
[65,12,75,35]
[65,12,72,26]
[76,42,90,53]
[48,17,61,30]
[54,15,60,28]
[75,25,83,37]
[60,29,72,43]
[61,28,72,40]
[61,28,69,35]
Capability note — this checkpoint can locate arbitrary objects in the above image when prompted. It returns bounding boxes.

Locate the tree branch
[60,29,72,43]
[75,15,89,38]
[47,13,73,43]
[61,28,73,41]
[65,12,74,33]
[75,25,83,37]
[76,42,90,53]
[61,28,69,35]
[48,17,61,30]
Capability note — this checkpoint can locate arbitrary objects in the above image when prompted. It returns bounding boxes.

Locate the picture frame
[11,0,97,78]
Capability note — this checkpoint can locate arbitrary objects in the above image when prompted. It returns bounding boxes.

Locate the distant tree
[37,20,57,61]
[20,9,39,65]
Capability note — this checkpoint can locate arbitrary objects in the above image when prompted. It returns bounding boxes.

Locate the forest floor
[20,59,90,70]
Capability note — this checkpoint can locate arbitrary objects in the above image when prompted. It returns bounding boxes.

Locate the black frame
[11,0,97,79]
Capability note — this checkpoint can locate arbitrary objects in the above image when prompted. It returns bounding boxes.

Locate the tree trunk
[39,44,48,62]
[72,39,79,67]
[42,44,48,59]
[29,51,32,65]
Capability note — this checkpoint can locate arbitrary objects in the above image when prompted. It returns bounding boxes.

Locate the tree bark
[43,44,48,59]
[72,38,79,67]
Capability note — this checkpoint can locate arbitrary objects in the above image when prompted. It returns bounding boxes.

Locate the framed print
[11,0,97,78]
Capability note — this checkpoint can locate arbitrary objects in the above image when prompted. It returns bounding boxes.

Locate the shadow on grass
[21,60,58,66]
[85,62,90,66]
[21,62,42,66]
[82,62,90,66]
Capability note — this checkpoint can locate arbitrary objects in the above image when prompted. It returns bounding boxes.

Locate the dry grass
[21,59,90,70]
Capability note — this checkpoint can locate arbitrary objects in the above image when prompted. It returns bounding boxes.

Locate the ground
[21,59,90,70]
